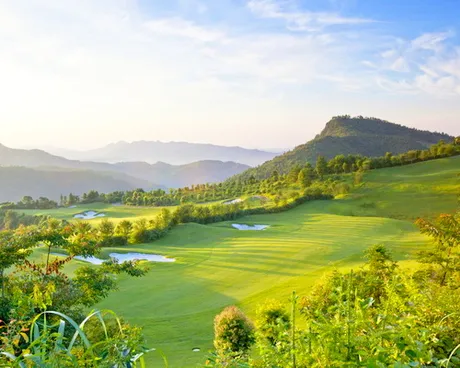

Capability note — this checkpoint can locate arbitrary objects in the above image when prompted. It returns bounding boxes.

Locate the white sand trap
[232,224,269,231]
[74,252,176,265]
[192,348,201,352]
[251,195,268,201]
[74,211,106,220]
[68,205,77,209]
[224,198,243,205]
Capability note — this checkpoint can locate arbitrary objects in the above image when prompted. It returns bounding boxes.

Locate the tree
[315,156,327,179]
[298,167,314,188]
[287,165,302,184]
[115,220,133,239]
[384,152,393,164]
[364,244,397,280]
[256,300,290,346]
[362,159,372,171]
[98,219,115,240]
[214,306,255,356]
[0,230,35,300]
[3,210,19,230]
[416,212,460,286]
[20,196,34,208]
[37,218,68,274]
[130,219,149,244]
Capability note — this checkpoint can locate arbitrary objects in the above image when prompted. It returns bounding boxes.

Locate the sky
[0,0,459,150]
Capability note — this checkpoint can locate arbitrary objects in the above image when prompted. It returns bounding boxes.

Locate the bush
[214,306,255,356]
[255,300,290,345]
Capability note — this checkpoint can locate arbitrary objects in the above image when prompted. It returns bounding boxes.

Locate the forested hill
[0,167,158,202]
[0,143,249,191]
[229,116,454,181]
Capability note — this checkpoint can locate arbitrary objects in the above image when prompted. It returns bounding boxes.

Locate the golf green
[29,156,460,366]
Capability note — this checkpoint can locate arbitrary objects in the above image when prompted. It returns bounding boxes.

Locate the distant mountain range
[46,141,278,166]
[0,167,156,203]
[230,116,454,181]
[1,116,455,202]
[0,143,250,201]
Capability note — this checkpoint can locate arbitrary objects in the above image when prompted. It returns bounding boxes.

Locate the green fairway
[25,157,459,367]
[94,204,429,366]
[332,156,460,220]
[20,202,167,224]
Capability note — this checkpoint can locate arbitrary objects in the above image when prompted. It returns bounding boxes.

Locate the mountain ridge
[0,166,159,202]
[229,116,454,181]
[0,143,250,200]
[46,140,278,166]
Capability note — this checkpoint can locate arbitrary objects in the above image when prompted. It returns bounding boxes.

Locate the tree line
[2,139,458,211]
[56,188,334,247]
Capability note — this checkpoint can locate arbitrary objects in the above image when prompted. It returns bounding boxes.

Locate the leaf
[54,319,66,352]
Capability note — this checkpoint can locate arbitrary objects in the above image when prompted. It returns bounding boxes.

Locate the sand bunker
[68,205,77,209]
[74,211,106,220]
[251,195,269,201]
[232,224,269,231]
[224,198,243,205]
[192,348,201,352]
[74,252,176,265]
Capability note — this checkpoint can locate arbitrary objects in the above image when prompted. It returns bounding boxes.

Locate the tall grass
[1,309,153,367]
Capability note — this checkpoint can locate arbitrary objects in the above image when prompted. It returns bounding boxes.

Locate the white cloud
[368,31,460,96]
[0,0,369,149]
[0,0,459,150]
[247,0,374,31]
[390,57,409,72]
[144,17,224,42]
[414,74,459,95]
[411,31,452,51]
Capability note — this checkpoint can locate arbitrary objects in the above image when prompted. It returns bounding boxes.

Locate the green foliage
[98,218,115,240]
[0,216,150,366]
[129,218,150,244]
[298,164,315,188]
[415,213,460,286]
[255,300,290,345]
[209,212,460,368]
[0,309,150,367]
[0,210,49,231]
[315,155,327,179]
[213,306,255,357]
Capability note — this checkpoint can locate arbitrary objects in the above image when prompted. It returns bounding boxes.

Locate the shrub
[255,299,290,345]
[214,306,255,356]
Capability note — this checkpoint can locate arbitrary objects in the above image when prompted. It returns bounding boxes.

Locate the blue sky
[0,0,459,150]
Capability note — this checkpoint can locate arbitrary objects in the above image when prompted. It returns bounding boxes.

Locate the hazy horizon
[8,140,291,153]
[1,0,459,150]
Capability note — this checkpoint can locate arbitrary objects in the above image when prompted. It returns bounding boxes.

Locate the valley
[26,156,460,366]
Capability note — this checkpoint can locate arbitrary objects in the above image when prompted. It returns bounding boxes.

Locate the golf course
[29,156,460,366]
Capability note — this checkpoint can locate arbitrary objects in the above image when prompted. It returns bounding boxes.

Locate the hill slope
[0,144,250,190]
[113,160,250,188]
[94,156,460,366]
[48,141,278,166]
[231,116,454,180]
[28,156,459,366]
[0,167,155,202]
